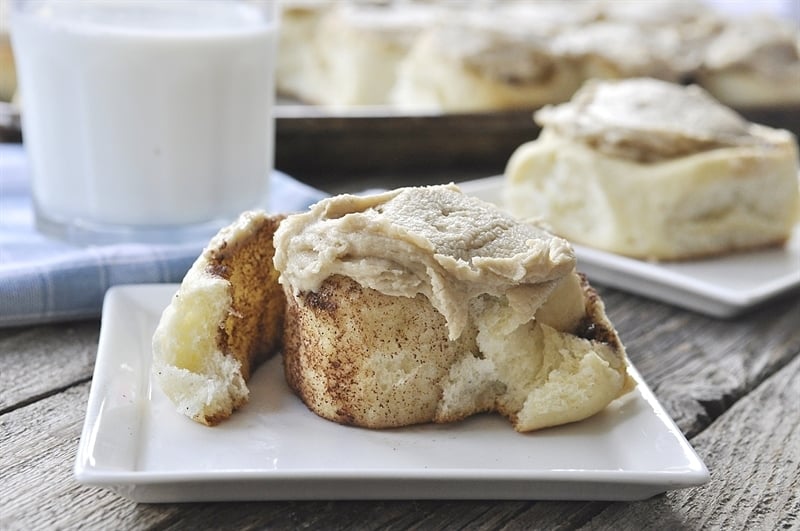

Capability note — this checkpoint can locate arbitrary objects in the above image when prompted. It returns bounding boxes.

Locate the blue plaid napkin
[0,143,328,327]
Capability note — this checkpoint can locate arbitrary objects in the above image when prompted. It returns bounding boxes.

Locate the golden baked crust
[283,274,475,428]
[206,214,286,383]
[152,211,285,426]
[282,272,632,432]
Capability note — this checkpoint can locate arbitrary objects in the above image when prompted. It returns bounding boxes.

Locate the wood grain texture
[0,321,99,412]
[598,288,800,438]
[578,345,800,530]
[0,381,181,531]
[1,288,799,529]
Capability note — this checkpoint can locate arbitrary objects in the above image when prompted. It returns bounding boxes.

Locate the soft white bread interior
[152,211,285,425]
[274,185,633,432]
[440,270,630,432]
[276,0,333,104]
[505,78,800,260]
[311,2,437,108]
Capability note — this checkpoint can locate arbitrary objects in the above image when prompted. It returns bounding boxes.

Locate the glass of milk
[10,0,278,245]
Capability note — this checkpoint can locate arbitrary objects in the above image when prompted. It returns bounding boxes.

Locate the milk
[11,0,277,241]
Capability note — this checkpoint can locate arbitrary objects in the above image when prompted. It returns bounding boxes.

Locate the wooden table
[2,170,799,530]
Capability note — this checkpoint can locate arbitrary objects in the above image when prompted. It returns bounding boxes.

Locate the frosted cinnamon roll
[273,184,633,432]
[505,77,800,260]
[695,16,800,107]
[390,14,584,112]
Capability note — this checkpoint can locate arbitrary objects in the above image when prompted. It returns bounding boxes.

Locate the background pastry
[695,15,800,107]
[391,14,583,113]
[307,1,437,108]
[276,0,334,105]
[505,77,800,261]
[275,0,797,117]
[550,21,687,83]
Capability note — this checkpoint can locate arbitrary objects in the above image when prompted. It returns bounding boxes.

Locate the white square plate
[458,176,800,318]
[74,284,708,503]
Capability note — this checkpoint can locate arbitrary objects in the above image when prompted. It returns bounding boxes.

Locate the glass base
[35,208,233,246]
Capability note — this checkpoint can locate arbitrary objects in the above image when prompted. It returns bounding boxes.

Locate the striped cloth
[0,143,328,327]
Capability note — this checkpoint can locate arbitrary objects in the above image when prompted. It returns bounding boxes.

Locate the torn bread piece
[152,211,285,425]
[273,184,634,432]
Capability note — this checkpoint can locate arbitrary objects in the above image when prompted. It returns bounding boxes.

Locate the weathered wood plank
[599,288,800,438]
[0,369,640,530]
[4,287,797,438]
[579,341,800,530]
[0,321,99,412]
[0,381,185,531]
[2,287,798,529]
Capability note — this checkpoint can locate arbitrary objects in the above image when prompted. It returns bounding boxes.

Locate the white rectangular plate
[75,284,708,503]
[459,176,800,318]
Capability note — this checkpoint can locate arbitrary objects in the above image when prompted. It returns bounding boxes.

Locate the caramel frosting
[550,22,684,80]
[703,16,800,78]
[595,0,719,33]
[534,78,775,162]
[273,184,576,340]
[424,17,559,85]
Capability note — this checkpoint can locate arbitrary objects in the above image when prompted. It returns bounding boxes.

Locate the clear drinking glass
[10,0,278,245]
